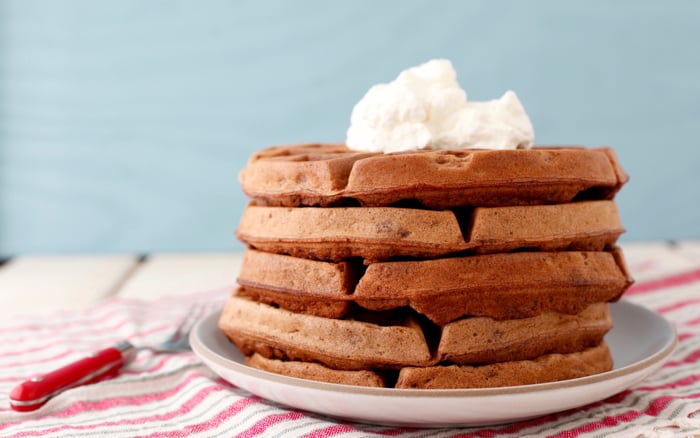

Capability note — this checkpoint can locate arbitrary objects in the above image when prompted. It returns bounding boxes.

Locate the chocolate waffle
[219,292,433,371]
[237,248,631,324]
[223,293,613,388]
[246,353,386,387]
[395,343,613,389]
[240,144,628,208]
[218,292,613,369]
[437,302,611,364]
[237,249,355,318]
[224,141,632,389]
[237,200,624,262]
[245,343,612,389]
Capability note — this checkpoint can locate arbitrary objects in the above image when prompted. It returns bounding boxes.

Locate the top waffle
[239,144,629,208]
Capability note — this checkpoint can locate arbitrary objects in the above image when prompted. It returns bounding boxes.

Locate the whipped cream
[346,59,535,153]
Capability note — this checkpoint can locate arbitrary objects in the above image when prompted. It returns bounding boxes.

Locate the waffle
[237,200,624,262]
[219,292,613,369]
[225,142,631,389]
[239,144,628,208]
[395,343,612,389]
[437,302,611,364]
[246,343,612,389]
[237,249,354,318]
[246,353,386,387]
[219,292,433,371]
[237,248,631,324]
[354,248,631,324]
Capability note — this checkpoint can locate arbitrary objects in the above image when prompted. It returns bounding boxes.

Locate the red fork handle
[9,341,137,412]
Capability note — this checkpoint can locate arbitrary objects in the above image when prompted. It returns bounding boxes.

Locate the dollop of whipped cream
[346,59,534,153]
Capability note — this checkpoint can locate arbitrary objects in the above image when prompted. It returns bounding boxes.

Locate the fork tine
[161,311,192,345]
[160,302,219,349]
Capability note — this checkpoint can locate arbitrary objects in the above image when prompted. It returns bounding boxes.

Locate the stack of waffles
[218,144,633,389]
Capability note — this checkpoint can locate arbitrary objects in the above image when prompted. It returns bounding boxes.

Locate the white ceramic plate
[191,300,676,427]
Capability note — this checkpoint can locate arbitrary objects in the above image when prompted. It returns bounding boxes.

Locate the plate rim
[191,299,677,399]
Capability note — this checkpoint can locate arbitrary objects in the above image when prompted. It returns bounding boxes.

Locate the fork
[9,305,212,412]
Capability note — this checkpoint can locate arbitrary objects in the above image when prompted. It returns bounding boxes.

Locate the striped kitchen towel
[1,245,699,437]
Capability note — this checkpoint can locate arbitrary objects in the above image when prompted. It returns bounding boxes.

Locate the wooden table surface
[0,252,243,318]
[1,242,699,318]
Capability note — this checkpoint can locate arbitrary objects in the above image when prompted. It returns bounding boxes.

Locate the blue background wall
[1,0,698,255]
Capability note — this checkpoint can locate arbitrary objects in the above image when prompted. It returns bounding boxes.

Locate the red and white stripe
[0,261,699,437]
